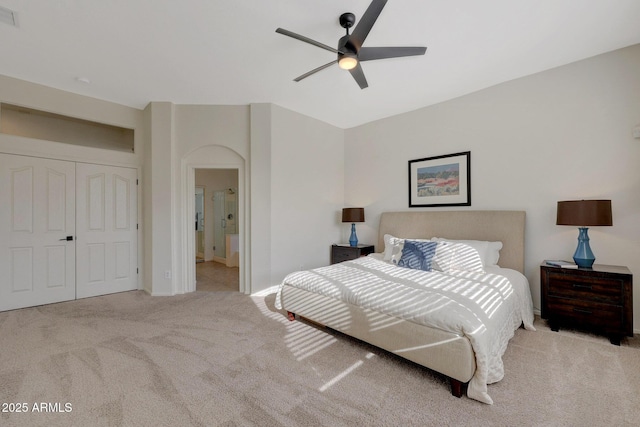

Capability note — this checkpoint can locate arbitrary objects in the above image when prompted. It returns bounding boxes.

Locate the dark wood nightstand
[331,244,375,265]
[540,263,633,345]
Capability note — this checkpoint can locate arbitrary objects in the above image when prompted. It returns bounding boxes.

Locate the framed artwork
[408,151,471,208]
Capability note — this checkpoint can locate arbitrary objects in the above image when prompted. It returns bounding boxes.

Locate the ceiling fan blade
[358,46,427,61]
[349,63,369,89]
[350,0,388,51]
[294,60,338,82]
[276,28,343,54]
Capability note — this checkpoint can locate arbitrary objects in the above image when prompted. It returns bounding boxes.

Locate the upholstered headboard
[378,211,526,273]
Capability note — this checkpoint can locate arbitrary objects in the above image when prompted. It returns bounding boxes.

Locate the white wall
[270,105,345,284]
[145,102,175,295]
[142,105,153,294]
[249,104,272,293]
[345,44,640,330]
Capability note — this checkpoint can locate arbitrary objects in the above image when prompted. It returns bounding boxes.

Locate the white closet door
[76,163,137,298]
[0,154,76,311]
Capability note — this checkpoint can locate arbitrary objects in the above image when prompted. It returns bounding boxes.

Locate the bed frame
[281,210,526,398]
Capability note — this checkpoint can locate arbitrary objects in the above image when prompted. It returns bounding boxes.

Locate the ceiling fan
[275,0,427,89]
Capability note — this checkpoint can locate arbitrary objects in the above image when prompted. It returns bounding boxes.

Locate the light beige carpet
[0,290,638,426]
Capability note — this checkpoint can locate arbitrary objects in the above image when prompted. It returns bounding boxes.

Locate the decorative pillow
[389,242,405,265]
[432,237,503,267]
[397,240,438,271]
[432,241,485,273]
[383,234,405,262]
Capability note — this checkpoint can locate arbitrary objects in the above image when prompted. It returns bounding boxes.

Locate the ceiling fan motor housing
[339,13,356,29]
[338,34,356,56]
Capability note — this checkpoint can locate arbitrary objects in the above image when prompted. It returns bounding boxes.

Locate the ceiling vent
[0,6,18,27]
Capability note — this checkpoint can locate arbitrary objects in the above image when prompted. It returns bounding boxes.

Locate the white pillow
[383,234,404,262]
[390,245,405,265]
[433,241,485,273]
[431,238,503,267]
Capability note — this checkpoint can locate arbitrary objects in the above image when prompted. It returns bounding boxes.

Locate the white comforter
[276,256,535,404]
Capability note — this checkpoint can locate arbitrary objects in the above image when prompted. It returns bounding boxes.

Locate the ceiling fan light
[338,56,358,70]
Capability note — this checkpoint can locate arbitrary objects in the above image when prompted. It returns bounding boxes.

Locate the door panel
[0,154,76,311]
[76,164,137,298]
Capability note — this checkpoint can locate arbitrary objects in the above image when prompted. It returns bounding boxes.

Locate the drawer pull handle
[573,308,592,314]
[572,283,592,290]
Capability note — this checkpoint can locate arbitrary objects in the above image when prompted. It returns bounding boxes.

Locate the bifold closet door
[76,163,137,299]
[0,154,76,311]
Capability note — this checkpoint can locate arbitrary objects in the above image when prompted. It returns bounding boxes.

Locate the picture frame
[408,151,471,208]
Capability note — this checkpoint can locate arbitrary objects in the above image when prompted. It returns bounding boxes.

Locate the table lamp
[556,200,612,268]
[342,208,365,247]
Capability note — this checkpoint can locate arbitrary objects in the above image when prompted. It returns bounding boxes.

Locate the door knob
[59,236,74,241]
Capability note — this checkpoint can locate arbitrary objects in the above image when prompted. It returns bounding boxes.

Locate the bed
[276,210,535,404]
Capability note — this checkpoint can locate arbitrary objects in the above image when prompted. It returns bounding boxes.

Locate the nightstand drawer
[546,298,623,330]
[330,245,375,265]
[332,249,356,263]
[547,272,624,304]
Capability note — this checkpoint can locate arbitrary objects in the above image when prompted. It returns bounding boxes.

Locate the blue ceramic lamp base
[349,223,358,247]
[573,227,595,268]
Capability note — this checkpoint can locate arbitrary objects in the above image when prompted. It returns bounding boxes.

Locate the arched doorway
[181,145,248,294]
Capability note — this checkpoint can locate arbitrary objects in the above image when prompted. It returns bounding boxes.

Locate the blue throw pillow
[397,240,437,271]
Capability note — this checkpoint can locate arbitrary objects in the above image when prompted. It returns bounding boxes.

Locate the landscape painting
[417,163,459,197]
[408,151,471,207]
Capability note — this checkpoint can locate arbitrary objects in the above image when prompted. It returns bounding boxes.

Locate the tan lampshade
[342,207,365,223]
[556,200,612,226]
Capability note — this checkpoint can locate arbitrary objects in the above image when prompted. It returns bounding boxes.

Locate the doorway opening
[194,168,239,292]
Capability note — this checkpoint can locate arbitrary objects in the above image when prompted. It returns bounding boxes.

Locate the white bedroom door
[0,154,76,311]
[75,163,137,299]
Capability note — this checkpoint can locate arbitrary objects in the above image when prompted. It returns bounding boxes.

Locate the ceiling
[1,0,639,129]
